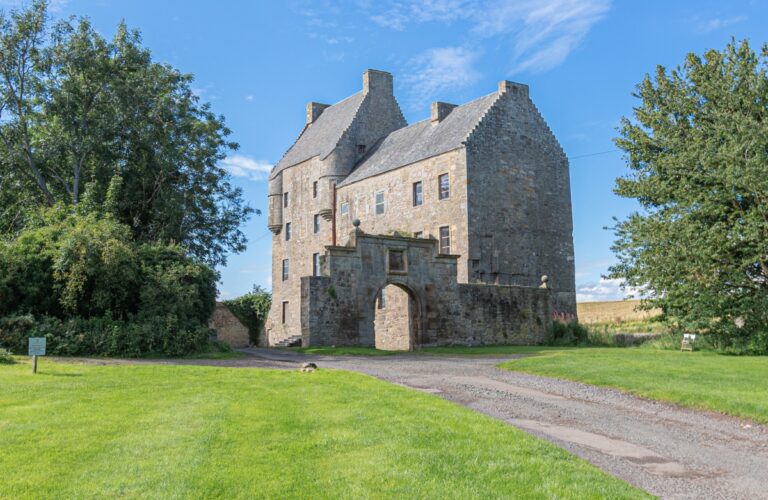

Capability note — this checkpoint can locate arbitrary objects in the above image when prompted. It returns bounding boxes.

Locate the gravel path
[67,349,768,499]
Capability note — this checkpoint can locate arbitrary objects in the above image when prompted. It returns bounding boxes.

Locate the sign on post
[28,337,46,373]
[681,333,696,352]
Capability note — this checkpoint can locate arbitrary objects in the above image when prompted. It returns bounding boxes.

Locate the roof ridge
[463,91,505,145]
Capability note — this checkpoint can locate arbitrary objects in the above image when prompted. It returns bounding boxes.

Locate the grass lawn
[0,360,647,499]
[500,348,768,424]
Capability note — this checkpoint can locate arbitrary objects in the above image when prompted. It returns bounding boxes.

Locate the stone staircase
[273,335,302,348]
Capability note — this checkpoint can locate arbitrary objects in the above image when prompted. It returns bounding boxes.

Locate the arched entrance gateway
[299,225,552,349]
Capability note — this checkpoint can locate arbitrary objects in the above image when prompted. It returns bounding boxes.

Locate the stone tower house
[265,69,575,348]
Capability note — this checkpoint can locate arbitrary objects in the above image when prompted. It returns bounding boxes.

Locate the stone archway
[372,282,420,351]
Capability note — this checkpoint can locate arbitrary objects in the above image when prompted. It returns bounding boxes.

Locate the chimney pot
[498,80,529,97]
[431,102,457,123]
[306,102,330,125]
[363,69,393,95]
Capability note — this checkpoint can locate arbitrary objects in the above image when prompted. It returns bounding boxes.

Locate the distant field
[577,299,661,325]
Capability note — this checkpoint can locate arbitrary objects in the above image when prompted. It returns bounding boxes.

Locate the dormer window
[357,144,366,155]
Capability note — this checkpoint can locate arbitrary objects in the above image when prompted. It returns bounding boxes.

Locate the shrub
[547,320,589,346]
[225,286,271,344]
[0,348,15,364]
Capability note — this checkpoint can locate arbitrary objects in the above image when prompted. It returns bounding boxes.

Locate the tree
[0,1,255,266]
[610,39,768,353]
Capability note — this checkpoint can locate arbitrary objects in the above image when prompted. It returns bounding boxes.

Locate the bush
[0,207,217,356]
[547,320,589,346]
[224,286,271,344]
[0,348,15,364]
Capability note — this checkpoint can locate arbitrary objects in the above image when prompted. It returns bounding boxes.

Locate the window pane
[375,191,384,215]
[282,259,289,280]
[439,226,450,254]
[313,253,320,276]
[313,214,320,233]
[439,174,449,200]
[340,203,349,216]
[285,222,291,240]
[283,192,289,207]
[281,301,288,323]
[413,181,423,206]
[313,181,318,198]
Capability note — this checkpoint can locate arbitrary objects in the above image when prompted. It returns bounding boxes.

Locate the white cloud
[371,0,475,30]
[402,46,481,107]
[695,15,747,34]
[245,95,255,102]
[576,278,644,303]
[220,155,273,181]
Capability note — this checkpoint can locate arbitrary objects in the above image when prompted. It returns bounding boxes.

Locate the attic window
[357,144,366,155]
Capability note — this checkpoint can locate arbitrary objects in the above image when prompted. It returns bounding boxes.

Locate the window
[282,259,289,281]
[313,253,321,276]
[313,181,318,198]
[281,301,288,324]
[283,192,289,208]
[313,214,320,234]
[414,231,423,239]
[285,222,291,241]
[357,144,366,155]
[438,173,450,200]
[340,202,349,216]
[388,249,406,273]
[377,289,386,309]
[439,226,451,254]
[375,191,385,215]
[412,181,423,206]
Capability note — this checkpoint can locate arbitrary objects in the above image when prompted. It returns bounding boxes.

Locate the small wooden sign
[681,333,697,352]
[28,337,46,356]
[28,337,46,374]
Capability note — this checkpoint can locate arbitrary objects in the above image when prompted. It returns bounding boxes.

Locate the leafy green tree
[225,286,272,344]
[610,40,768,353]
[0,0,255,266]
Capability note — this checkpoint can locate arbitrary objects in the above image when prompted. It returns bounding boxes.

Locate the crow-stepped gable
[265,69,575,349]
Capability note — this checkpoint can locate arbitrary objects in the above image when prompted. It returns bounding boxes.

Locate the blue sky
[14,0,767,301]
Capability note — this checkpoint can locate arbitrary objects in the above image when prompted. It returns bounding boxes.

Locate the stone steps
[274,335,302,348]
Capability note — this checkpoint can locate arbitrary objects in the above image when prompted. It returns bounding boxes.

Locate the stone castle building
[264,69,575,349]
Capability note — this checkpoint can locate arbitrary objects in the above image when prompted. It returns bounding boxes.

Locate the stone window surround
[375,191,385,215]
[282,259,289,281]
[438,173,450,200]
[412,181,423,206]
[439,226,450,254]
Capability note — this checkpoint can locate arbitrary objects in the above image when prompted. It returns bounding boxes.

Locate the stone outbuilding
[264,69,575,349]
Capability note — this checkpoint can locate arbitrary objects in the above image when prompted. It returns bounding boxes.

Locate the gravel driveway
[72,349,768,499]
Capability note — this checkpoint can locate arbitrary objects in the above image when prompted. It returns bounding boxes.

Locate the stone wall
[374,284,413,350]
[209,303,250,348]
[300,232,551,348]
[465,82,576,315]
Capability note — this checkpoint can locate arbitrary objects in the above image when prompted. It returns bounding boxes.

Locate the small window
[282,259,289,281]
[312,253,320,276]
[285,222,291,241]
[439,226,450,254]
[377,289,386,309]
[313,181,318,198]
[357,144,366,155]
[283,192,289,208]
[340,202,349,216]
[281,301,288,324]
[438,174,449,200]
[388,249,406,273]
[375,191,385,215]
[412,181,423,206]
[414,231,423,239]
[313,214,320,234]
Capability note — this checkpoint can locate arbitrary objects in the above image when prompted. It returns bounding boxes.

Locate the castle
[264,70,575,349]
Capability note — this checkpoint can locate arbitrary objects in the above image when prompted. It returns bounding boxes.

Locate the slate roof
[271,92,365,178]
[338,92,499,187]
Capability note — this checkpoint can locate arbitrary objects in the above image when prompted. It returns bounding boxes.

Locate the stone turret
[267,172,283,234]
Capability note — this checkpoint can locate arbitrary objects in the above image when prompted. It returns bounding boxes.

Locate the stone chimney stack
[431,102,457,123]
[363,69,393,95]
[498,80,529,97]
[306,102,330,125]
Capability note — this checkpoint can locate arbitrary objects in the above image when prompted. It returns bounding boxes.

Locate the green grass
[0,360,647,499]
[500,347,768,424]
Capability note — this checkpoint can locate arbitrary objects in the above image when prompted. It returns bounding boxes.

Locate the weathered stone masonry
[265,69,575,348]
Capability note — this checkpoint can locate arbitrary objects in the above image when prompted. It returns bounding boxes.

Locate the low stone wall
[209,303,250,348]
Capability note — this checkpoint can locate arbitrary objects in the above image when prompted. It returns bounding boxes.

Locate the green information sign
[28,337,46,356]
